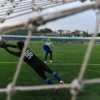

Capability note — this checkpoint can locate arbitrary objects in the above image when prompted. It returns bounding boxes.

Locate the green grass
[0,41,100,100]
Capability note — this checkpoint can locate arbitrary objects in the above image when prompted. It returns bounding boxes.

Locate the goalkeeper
[0,41,64,86]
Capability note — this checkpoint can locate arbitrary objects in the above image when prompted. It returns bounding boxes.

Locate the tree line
[5,28,100,37]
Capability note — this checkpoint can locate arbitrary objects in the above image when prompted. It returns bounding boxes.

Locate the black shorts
[33,62,53,80]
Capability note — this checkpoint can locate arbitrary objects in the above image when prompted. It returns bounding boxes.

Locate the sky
[0,0,98,33]
[40,9,96,33]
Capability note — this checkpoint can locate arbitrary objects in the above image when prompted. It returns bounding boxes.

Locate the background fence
[2,35,100,43]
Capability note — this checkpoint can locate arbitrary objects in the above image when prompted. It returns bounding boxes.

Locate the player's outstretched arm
[0,41,20,57]
[6,44,17,48]
[4,46,20,57]
[0,41,17,48]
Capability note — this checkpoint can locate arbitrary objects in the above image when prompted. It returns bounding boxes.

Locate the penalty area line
[0,62,24,64]
[0,62,100,66]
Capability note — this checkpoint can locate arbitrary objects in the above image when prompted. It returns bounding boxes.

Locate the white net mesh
[0,0,100,100]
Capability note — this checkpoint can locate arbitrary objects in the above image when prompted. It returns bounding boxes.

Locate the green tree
[6,29,38,36]
[58,30,65,36]
[45,28,52,33]
[38,29,46,33]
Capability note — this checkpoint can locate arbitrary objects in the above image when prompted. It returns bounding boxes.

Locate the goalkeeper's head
[17,41,24,50]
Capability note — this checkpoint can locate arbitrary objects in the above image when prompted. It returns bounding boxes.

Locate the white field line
[54,50,100,52]
[0,62,100,66]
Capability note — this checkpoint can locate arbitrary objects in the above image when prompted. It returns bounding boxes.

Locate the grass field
[0,41,100,100]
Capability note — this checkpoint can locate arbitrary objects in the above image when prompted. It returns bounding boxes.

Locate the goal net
[0,0,100,100]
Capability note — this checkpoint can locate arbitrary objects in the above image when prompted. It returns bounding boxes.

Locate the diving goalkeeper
[0,41,64,87]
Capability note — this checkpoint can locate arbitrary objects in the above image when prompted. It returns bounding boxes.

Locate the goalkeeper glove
[0,41,7,48]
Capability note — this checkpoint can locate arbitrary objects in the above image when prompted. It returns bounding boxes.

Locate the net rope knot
[25,16,44,31]
[6,83,15,96]
[0,18,5,23]
[70,79,83,96]
[7,9,13,15]
[27,24,34,31]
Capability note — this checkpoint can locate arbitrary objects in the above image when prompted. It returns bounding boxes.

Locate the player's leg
[44,52,48,63]
[52,72,64,84]
[49,50,52,63]
[36,69,59,92]
[35,70,53,85]
[43,63,64,84]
